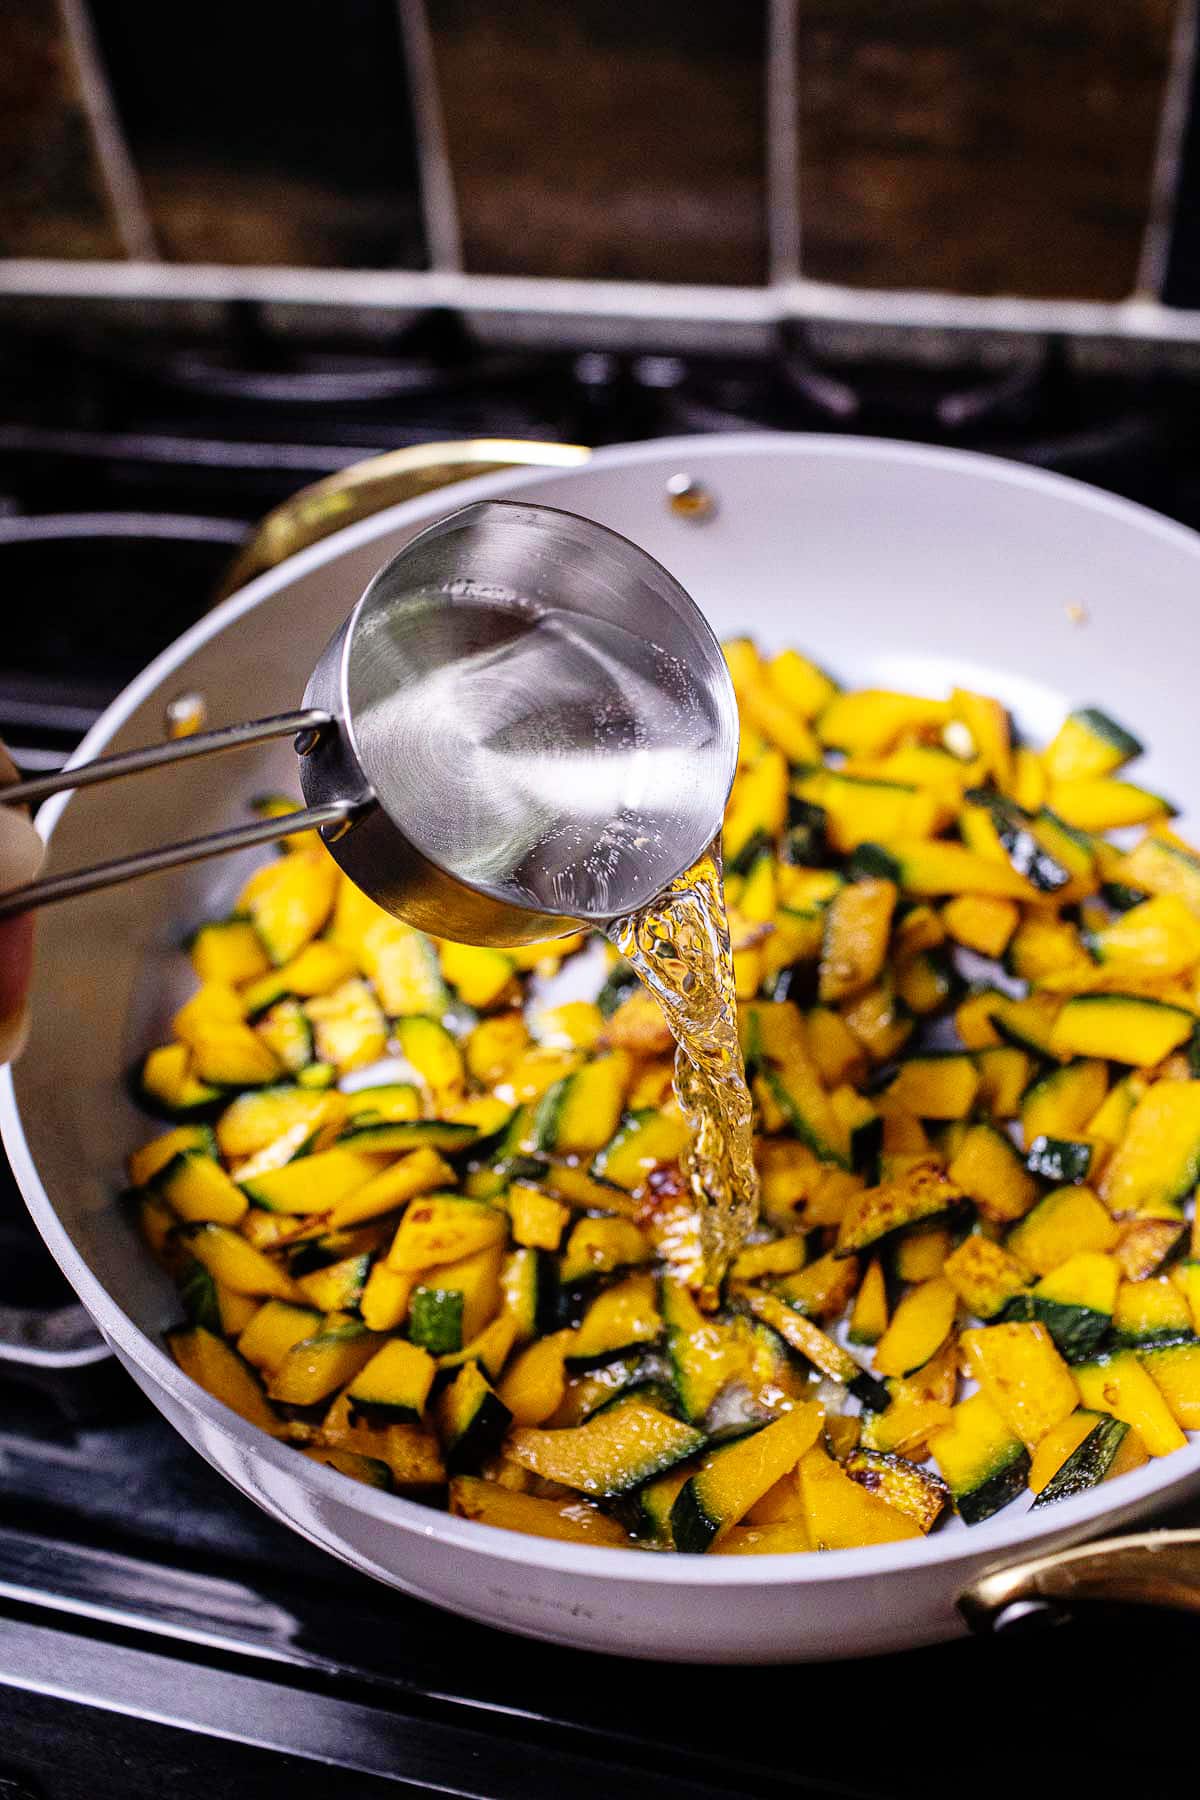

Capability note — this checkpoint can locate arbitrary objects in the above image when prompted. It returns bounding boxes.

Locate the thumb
[0,805,44,1064]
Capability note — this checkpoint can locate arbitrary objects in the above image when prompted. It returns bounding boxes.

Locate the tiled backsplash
[2,0,1199,307]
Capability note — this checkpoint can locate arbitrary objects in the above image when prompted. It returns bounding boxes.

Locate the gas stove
[2,305,1200,1796]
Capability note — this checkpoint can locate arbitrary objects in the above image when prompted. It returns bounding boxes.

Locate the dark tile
[798,0,1177,299]
[0,0,123,259]
[88,0,426,267]
[427,0,768,284]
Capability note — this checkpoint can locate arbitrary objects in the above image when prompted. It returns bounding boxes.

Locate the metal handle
[0,708,360,919]
[959,1528,1200,1632]
[214,437,590,597]
[0,708,328,809]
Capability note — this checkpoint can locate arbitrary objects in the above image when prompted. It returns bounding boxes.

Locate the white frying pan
[4,433,1200,1662]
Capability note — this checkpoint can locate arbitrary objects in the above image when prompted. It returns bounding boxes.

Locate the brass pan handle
[216,437,590,598]
[960,1528,1200,1633]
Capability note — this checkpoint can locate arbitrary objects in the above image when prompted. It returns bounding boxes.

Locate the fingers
[0,752,44,1063]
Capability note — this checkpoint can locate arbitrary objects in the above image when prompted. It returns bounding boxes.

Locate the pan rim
[6,428,1200,1589]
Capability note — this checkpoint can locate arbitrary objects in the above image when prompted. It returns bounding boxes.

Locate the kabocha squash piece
[155,1152,248,1227]
[450,1476,631,1546]
[840,980,913,1063]
[1031,1413,1132,1507]
[661,1280,748,1423]
[818,878,897,1003]
[304,1449,393,1491]
[1043,707,1142,783]
[848,1258,889,1345]
[1174,1261,1200,1334]
[1028,1409,1101,1494]
[860,1348,957,1459]
[943,1234,1030,1320]
[817,690,950,756]
[1021,1060,1109,1150]
[319,1394,446,1490]
[508,1395,705,1497]
[1049,995,1194,1067]
[942,895,1019,958]
[508,1183,569,1252]
[545,1056,630,1155]
[465,1013,529,1086]
[1006,1187,1119,1276]
[762,1062,847,1167]
[869,838,1038,902]
[216,1086,341,1160]
[796,772,939,852]
[236,1300,323,1373]
[327,1148,454,1231]
[1049,780,1169,833]
[359,1263,414,1333]
[294,1251,372,1315]
[306,979,387,1074]
[386,1195,507,1272]
[438,941,516,1011]
[774,1251,860,1322]
[267,1322,380,1407]
[345,1339,436,1425]
[729,1237,809,1283]
[343,1083,425,1122]
[873,1277,957,1379]
[242,942,355,1015]
[136,1043,224,1121]
[591,1110,690,1190]
[189,919,270,987]
[1008,913,1092,984]
[842,1449,949,1533]
[1112,1278,1192,1348]
[1100,1081,1200,1219]
[974,1046,1034,1119]
[893,1226,952,1283]
[1138,1340,1200,1429]
[671,1403,825,1552]
[929,1391,1030,1524]
[255,999,315,1075]
[560,1218,652,1287]
[796,1445,923,1548]
[806,1007,868,1087]
[828,1085,883,1181]
[336,1120,478,1155]
[768,647,837,720]
[715,1522,812,1555]
[1089,894,1200,977]
[960,1323,1078,1450]
[497,1333,569,1427]
[1025,1136,1097,1187]
[408,1245,503,1356]
[835,1161,964,1258]
[1115,1218,1185,1280]
[436,1361,513,1473]
[128,1125,218,1189]
[501,1246,555,1346]
[1073,1350,1187,1455]
[1086,1074,1145,1149]
[242,1148,390,1217]
[948,1125,1037,1224]
[1121,827,1200,915]
[991,994,1066,1060]
[883,1055,979,1121]
[894,950,953,1017]
[568,1274,662,1365]
[246,850,338,966]
[741,1292,887,1410]
[1031,1254,1119,1363]
[437,1314,517,1382]
[181,1223,304,1300]
[167,1327,282,1434]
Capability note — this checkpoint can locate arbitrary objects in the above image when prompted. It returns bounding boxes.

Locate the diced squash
[408,1245,503,1356]
[874,1277,957,1379]
[942,895,1019,958]
[836,1161,963,1257]
[949,1124,1037,1224]
[842,1448,950,1532]
[267,1322,380,1406]
[797,1445,922,1547]
[246,850,338,966]
[929,1391,1030,1524]
[497,1333,569,1427]
[1073,1350,1188,1455]
[1021,1060,1109,1151]
[672,1404,826,1551]
[1006,1187,1119,1276]
[1049,995,1194,1067]
[1139,1340,1200,1430]
[944,1234,1030,1320]
[167,1326,281,1433]
[449,1476,630,1546]
[386,1195,507,1272]
[509,1395,705,1498]
[1027,1408,1100,1494]
[974,1046,1033,1119]
[1100,1081,1200,1219]
[883,1056,978,1121]
[1031,1252,1119,1364]
[847,1257,889,1345]
[960,1322,1079,1449]
[1049,779,1168,833]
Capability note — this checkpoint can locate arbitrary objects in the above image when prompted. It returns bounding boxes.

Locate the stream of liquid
[607,846,759,1304]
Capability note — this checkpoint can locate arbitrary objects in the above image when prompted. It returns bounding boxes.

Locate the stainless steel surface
[0,708,329,809]
[1,499,736,945]
[300,498,739,944]
[959,1528,1200,1631]
[0,801,356,921]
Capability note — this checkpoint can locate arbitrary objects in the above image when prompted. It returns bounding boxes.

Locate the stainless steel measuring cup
[0,501,739,946]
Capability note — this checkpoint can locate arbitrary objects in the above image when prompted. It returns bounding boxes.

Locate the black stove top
[2,305,1199,1797]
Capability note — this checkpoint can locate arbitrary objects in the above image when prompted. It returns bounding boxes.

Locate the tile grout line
[765,0,802,285]
[1136,0,1199,298]
[56,0,159,262]
[396,0,463,274]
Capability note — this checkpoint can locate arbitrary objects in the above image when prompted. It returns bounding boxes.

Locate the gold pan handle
[959,1528,1200,1633]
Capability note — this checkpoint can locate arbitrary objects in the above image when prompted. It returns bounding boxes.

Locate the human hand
[0,744,44,1063]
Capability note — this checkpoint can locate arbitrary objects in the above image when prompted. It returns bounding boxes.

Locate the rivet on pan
[294,725,323,757]
[164,692,207,739]
[666,473,715,522]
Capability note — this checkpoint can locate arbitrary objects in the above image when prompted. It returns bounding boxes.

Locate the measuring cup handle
[0,709,331,810]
